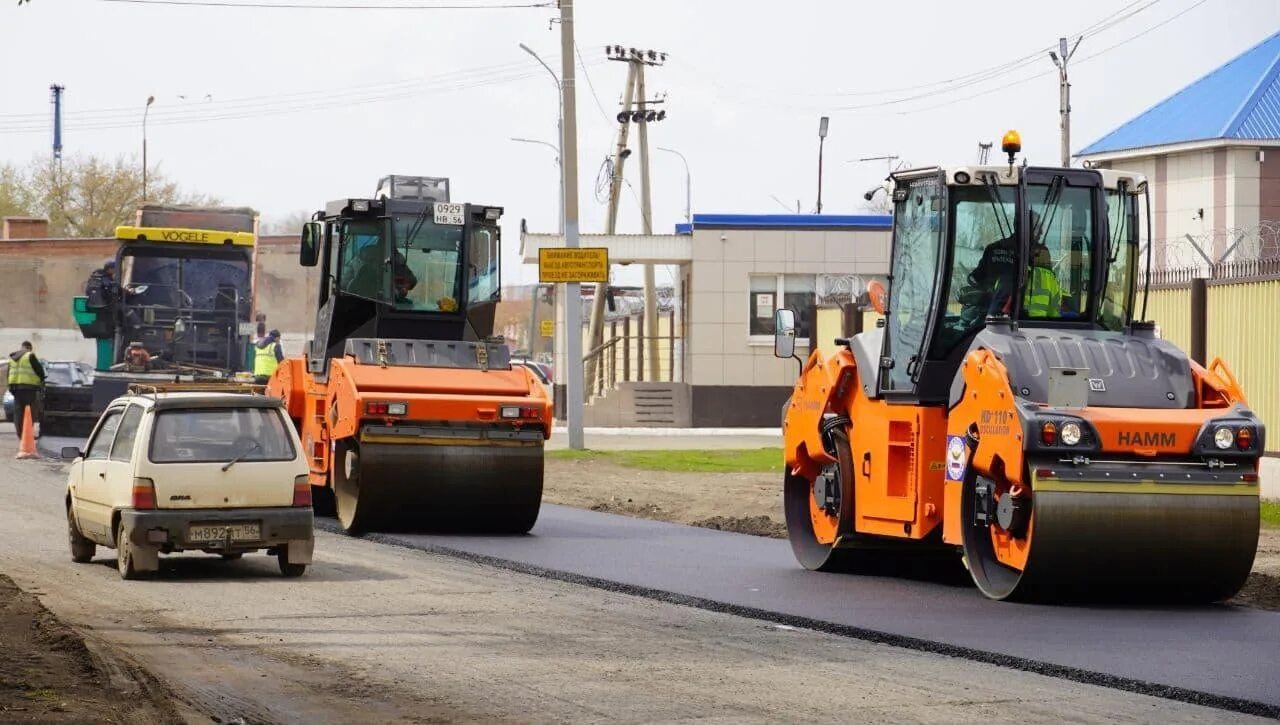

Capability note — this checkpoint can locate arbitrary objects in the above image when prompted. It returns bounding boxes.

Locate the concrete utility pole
[589,45,669,386]
[636,64,660,381]
[559,0,585,450]
[1049,36,1081,168]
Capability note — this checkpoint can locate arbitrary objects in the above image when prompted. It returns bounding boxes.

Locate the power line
[886,0,1211,116]
[98,0,552,8]
[575,42,612,126]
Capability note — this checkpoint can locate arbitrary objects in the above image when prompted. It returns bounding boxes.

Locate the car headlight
[1214,426,1234,450]
[1060,422,1082,446]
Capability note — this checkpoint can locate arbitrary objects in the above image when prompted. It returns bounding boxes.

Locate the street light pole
[142,95,154,201]
[657,146,691,224]
[510,137,563,234]
[816,116,829,214]
[519,43,564,237]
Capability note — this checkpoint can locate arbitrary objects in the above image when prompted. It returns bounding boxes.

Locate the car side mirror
[300,222,321,267]
[61,446,82,460]
[773,308,797,360]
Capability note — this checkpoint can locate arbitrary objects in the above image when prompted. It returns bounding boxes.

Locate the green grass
[547,448,782,473]
[1262,500,1280,528]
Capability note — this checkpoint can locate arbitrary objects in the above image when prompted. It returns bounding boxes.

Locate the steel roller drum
[336,440,544,534]
[966,477,1260,602]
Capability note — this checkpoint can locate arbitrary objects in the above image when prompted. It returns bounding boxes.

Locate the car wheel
[116,520,146,580]
[277,546,307,578]
[67,507,95,564]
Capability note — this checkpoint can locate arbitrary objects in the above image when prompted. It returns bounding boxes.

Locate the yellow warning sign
[540,319,554,337]
[538,247,609,283]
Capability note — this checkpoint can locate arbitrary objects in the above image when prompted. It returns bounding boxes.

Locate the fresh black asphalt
[320,504,1280,718]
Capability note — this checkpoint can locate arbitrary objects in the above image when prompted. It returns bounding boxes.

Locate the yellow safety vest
[1024,267,1063,318]
[253,343,279,378]
[7,352,40,387]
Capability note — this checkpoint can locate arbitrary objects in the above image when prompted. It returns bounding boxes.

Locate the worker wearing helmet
[1022,243,1064,318]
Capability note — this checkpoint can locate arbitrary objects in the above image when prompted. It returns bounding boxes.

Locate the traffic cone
[15,407,37,460]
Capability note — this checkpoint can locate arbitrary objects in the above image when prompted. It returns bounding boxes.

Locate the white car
[63,390,314,579]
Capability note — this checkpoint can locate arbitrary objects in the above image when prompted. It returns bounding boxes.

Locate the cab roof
[890,165,1148,191]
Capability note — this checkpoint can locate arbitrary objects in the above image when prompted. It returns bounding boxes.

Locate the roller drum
[965,481,1259,603]
[335,440,543,534]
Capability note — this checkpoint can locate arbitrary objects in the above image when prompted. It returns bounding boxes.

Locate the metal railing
[581,310,683,400]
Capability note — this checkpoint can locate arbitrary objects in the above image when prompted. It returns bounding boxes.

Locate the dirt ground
[543,456,1280,610]
[0,574,184,724]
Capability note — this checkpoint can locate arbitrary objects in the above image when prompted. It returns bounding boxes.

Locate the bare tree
[1,154,216,238]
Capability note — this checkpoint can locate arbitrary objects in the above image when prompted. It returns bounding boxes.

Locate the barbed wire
[1142,221,1280,285]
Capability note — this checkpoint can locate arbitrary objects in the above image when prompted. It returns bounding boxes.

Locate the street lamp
[519,43,564,236]
[511,137,562,233]
[656,146,691,224]
[816,116,829,214]
[142,95,155,201]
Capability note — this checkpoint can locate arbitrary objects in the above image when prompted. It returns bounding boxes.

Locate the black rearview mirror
[300,222,321,267]
[773,308,797,359]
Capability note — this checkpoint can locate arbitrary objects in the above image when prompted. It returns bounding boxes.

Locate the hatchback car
[63,390,314,579]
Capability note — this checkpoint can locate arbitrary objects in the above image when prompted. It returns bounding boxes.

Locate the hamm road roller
[776,133,1262,602]
[268,176,551,534]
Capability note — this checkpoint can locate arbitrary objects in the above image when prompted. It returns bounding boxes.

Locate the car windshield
[149,407,295,464]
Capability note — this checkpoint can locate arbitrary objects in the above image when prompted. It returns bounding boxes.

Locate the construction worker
[124,341,152,372]
[7,341,44,440]
[253,329,284,384]
[85,259,120,307]
[970,211,1044,316]
[1023,244,1064,318]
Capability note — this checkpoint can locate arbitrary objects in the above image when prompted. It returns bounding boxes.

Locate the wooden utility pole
[1049,36,1081,167]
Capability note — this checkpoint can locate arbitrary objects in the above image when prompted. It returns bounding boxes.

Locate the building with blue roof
[1077,30,1280,263]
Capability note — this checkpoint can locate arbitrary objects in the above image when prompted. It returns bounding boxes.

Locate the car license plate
[433,202,465,226]
[188,522,261,542]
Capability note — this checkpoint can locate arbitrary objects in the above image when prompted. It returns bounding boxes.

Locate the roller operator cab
[268,178,551,535]
[777,135,1262,602]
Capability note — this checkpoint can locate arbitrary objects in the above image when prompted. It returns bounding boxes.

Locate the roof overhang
[1077,137,1280,163]
[520,231,690,265]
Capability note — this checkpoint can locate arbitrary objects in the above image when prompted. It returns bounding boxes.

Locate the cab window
[883,177,943,392]
[933,184,1017,358]
[109,405,144,463]
[467,227,500,305]
[1020,183,1094,321]
[85,409,124,461]
[337,220,388,302]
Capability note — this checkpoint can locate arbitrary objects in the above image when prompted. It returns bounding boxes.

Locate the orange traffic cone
[15,406,37,460]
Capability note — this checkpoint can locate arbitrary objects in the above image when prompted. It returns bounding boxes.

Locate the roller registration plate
[189,522,261,542]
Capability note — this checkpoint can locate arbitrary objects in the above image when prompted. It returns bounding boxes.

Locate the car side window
[109,405,144,463]
[85,409,124,461]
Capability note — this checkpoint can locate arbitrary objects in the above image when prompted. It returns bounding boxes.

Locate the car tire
[116,520,148,580]
[67,507,95,564]
[277,546,306,578]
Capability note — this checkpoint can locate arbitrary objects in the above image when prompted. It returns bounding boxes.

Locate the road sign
[538,247,609,283]
[540,319,554,337]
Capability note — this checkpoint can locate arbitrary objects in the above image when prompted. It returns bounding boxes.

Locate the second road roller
[775,132,1262,602]
[268,175,551,534]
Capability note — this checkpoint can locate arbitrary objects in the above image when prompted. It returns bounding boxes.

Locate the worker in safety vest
[253,329,284,384]
[1023,243,1064,318]
[7,341,45,440]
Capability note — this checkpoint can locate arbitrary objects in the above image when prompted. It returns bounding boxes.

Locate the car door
[75,407,124,543]
[105,405,145,525]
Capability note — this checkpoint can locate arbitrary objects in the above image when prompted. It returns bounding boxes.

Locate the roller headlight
[1214,426,1234,450]
[1060,422,1082,446]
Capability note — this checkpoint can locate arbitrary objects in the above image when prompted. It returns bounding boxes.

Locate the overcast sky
[2,0,1278,286]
